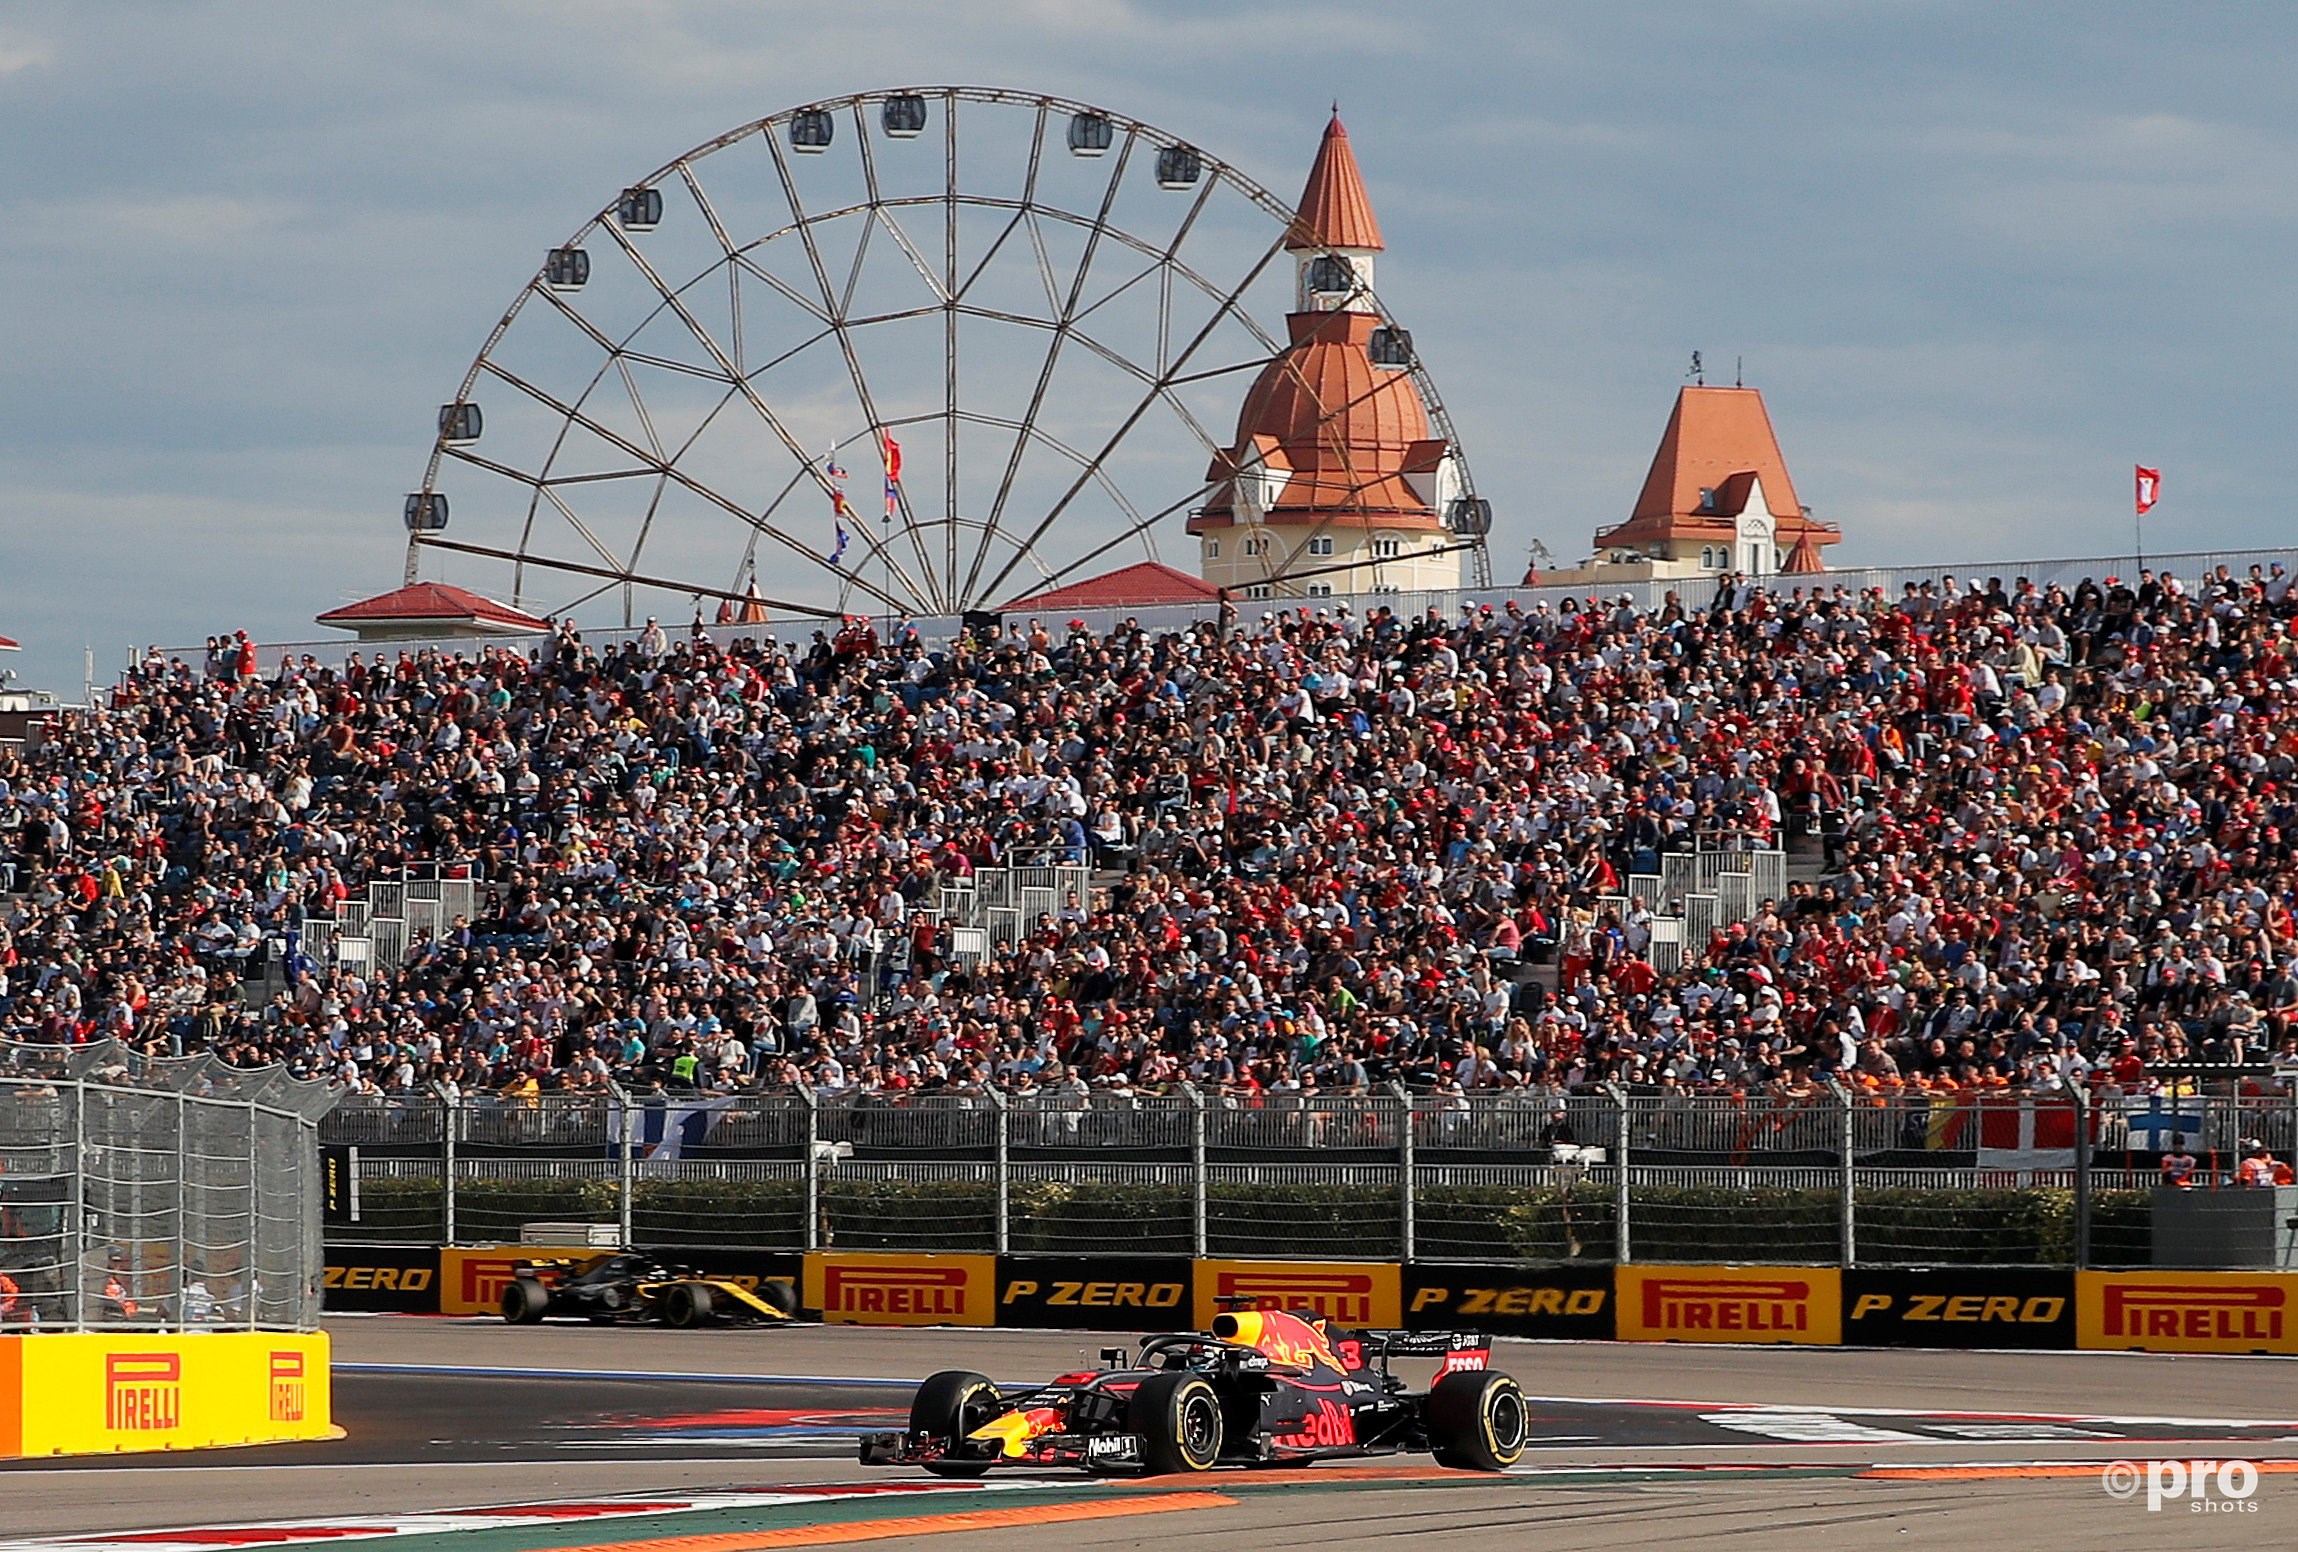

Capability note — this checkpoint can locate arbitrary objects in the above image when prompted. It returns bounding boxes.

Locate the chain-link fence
[0,1044,332,1330]
[316,1082,2298,1268]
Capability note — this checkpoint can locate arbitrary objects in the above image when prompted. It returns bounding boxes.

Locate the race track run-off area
[4,1323,2295,1551]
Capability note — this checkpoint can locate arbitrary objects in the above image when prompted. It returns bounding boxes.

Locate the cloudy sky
[2,1,2293,694]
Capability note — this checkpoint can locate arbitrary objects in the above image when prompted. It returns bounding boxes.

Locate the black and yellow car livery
[499,1250,800,1328]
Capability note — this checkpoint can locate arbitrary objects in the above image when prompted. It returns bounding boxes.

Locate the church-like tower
[1189,116,1463,599]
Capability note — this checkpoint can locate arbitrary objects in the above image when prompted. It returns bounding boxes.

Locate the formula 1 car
[499,1251,799,1329]
[858,1306,1527,1475]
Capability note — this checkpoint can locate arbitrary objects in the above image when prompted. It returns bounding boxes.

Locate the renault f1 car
[498,1251,799,1328]
[858,1307,1527,1475]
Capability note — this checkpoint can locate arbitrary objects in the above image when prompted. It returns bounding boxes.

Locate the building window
[1307,583,1333,597]
[1243,536,1267,557]
[1204,538,1219,559]
[1371,536,1401,559]
[1700,547,1714,568]
[1246,584,1272,599]
[1307,535,1335,557]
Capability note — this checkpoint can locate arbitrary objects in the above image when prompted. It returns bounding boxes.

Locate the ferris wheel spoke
[477,357,921,613]
[534,483,637,574]
[944,90,960,606]
[975,221,1292,605]
[762,123,950,614]
[957,133,1137,607]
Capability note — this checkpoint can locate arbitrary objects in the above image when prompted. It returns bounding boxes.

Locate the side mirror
[1099,1347,1126,1368]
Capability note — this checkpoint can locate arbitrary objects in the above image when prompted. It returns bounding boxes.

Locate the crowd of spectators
[4,562,2298,1129]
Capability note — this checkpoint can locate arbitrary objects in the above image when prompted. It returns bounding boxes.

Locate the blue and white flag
[2124,1096,2207,1152]
[610,1094,736,1161]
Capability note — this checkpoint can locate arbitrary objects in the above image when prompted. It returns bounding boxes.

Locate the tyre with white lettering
[1425,1370,1527,1470]
[1131,1372,1224,1474]
[911,1369,1001,1478]
[500,1277,549,1324]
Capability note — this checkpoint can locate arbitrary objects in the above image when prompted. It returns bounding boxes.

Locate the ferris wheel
[405,86,1488,624]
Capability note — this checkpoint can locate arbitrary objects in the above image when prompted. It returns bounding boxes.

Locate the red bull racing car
[858,1307,1527,1476]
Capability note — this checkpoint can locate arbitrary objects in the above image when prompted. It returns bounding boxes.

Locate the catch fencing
[0,1040,335,1329]
[318,1084,2298,1269]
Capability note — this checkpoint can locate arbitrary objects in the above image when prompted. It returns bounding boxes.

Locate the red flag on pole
[2134,465,2161,515]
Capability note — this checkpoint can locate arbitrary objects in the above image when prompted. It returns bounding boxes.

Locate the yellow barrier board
[2076,1271,2298,1355]
[0,1331,332,1457]
[1191,1260,1401,1329]
[439,1245,601,1316]
[803,1253,996,1326]
[1617,1265,1842,1344]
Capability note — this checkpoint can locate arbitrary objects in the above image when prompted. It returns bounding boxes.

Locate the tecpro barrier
[0,1332,333,1457]
[804,1252,997,1326]
[994,1258,1192,1330]
[1403,1262,1614,1341]
[1842,1268,2075,1349]
[1615,1265,1844,1345]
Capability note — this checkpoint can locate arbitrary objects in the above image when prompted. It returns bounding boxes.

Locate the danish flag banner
[2134,465,2161,515]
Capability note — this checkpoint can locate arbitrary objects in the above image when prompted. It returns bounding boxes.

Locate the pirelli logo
[1191,1261,1402,1329]
[105,1354,182,1433]
[804,1254,993,1326]
[440,1246,595,1315]
[2078,1274,2296,1352]
[1618,1266,1842,1345]
[268,1350,307,1423]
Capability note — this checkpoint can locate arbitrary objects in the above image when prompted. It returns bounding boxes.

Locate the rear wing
[1334,1329,1491,1373]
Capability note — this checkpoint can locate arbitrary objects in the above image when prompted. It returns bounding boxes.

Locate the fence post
[1391,1082,1416,1263]
[1826,1077,1855,1268]
[246,1102,261,1332]
[2072,1084,2092,1271]
[71,1078,87,1330]
[801,1084,820,1252]
[1605,1082,1631,1264]
[174,1092,188,1331]
[989,1088,1010,1256]
[1184,1084,1207,1259]
[610,1081,635,1249]
[437,1085,458,1248]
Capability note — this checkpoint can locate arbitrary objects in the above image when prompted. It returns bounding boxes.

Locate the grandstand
[5,552,2295,1156]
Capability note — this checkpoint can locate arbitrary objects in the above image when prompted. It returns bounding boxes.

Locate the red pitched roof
[0,634,18,651]
[1001,561,1220,613]
[1781,531,1827,574]
[1286,114,1385,253]
[317,582,550,631]
[1594,385,1837,553]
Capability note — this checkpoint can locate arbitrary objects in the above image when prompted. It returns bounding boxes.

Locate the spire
[1286,113,1385,253]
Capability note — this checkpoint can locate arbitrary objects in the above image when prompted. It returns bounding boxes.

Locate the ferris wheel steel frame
[410,86,1491,623]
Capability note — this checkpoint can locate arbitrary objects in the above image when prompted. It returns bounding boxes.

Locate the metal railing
[0,1051,333,1330]
[316,1084,2298,1268]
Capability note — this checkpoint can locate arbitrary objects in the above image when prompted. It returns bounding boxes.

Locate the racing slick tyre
[1425,1370,1528,1471]
[1130,1371,1224,1475]
[500,1277,549,1324]
[662,1281,715,1329]
[911,1369,1001,1478]
[757,1277,800,1317]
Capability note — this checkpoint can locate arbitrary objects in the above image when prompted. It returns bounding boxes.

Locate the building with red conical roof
[1189,115,1464,600]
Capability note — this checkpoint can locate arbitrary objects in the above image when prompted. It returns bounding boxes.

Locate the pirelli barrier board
[1616,1265,1844,1345]
[323,1244,441,1314]
[1842,1268,2074,1349]
[997,1258,1192,1330]
[1404,1262,1613,1340]
[0,1331,334,1458]
[2077,1270,2296,1355]
[325,1246,2298,1357]
[805,1253,998,1326]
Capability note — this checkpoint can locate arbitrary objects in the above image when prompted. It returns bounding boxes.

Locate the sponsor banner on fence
[322,1244,441,1314]
[1403,1262,1614,1340]
[0,1331,333,1457]
[2077,1271,2297,1355]
[1842,1267,2074,1349]
[804,1252,996,1326]
[1191,1260,1401,1329]
[1617,1265,1842,1345]
[994,1258,1193,1330]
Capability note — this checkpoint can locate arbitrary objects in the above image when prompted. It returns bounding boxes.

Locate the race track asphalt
[4,1320,2294,1550]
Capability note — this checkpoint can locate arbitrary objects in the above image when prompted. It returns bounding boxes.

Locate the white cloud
[0,33,53,75]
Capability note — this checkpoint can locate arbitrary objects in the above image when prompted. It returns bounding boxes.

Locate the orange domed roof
[1191,311,1442,530]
